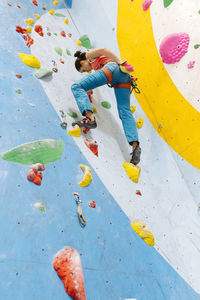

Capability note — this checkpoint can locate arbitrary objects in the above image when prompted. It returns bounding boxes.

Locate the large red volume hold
[53,246,87,300]
[84,139,98,156]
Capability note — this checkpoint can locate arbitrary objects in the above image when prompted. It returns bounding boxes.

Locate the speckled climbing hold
[92,106,98,114]
[18,53,40,68]
[164,0,174,8]
[34,25,44,36]
[136,118,144,129]
[78,164,92,187]
[34,203,45,213]
[54,13,65,17]
[131,220,155,246]
[42,4,46,10]
[25,18,34,26]
[52,67,58,73]
[33,69,53,79]
[0,139,64,165]
[60,30,66,37]
[187,61,195,69]
[67,112,78,118]
[16,89,22,94]
[64,19,69,24]
[89,201,96,208]
[67,125,81,137]
[122,162,141,183]
[54,47,63,56]
[159,33,190,64]
[34,14,40,19]
[53,247,87,300]
[101,101,111,109]
[142,0,152,11]
[84,139,98,157]
[76,35,92,49]
[130,105,136,113]
[53,0,58,5]
[66,49,71,56]
[47,31,51,36]
[49,9,54,15]
[26,26,32,33]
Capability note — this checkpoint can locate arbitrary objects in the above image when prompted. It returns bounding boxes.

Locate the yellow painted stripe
[117,0,200,169]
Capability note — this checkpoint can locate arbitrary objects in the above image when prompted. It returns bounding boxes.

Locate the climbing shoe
[130,144,141,165]
[72,117,97,129]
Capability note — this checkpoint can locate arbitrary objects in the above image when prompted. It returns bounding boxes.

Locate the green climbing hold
[67,112,78,118]
[53,33,58,36]
[101,101,111,109]
[198,10,200,14]
[79,35,92,49]
[194,44,200,49]
[33,69,53,79]
[54,47,63,56]
[16,89,22,94]
[164,0,174,8]
[34,203,45,213]
[54,13,66,17]
[0,139,64,165]
[66,49,72,56]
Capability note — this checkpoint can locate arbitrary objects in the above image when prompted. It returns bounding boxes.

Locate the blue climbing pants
[71,62,139,144]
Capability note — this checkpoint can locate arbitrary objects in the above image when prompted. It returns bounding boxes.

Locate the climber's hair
[74,51,87,71]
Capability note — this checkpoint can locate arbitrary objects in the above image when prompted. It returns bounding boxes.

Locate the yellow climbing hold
[25,18,34,26]
[78,164,92,187]
[131,220,155,246]
[122,162,140,183]
[92,106,98,114]
[26,26,32,33]
[64,19,69,24]
[18,53,40,68]
[67,125,81,137]
[130,105,136,113]
[136,118,144,129]
[34,14,40,19]
[76,40,82,46]
[53,0,58,5]
[49,9,55,15]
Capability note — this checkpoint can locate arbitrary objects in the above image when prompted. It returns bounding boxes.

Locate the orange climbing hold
[34,25,44,37]
[60,30,66,37]
[16,25,27,34]
[53,246,87,300]
[84,139,98,157]
[32,0,38,6]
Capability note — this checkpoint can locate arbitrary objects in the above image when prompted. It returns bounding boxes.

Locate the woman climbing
[71,48,141,165]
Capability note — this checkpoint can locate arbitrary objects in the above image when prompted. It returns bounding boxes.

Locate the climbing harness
[74,192,86,227]
[59,110,67,129]
[101,65,141,94]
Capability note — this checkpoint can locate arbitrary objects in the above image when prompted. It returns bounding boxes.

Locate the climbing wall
[0,0,200,299]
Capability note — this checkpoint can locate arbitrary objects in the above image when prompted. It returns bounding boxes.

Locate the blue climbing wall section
[0,1,199,299]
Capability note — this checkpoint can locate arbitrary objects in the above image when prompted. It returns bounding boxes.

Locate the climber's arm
[86,48,122,64]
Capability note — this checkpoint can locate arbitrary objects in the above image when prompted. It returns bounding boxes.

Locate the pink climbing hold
[142,0,152,11]
[187,61,195,69]
[159,33,190,64]
[84,139,98,156]
[89,201,96,208]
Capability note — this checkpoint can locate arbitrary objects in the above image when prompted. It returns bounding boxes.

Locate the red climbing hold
[8,3,12,6]
[60,59,65,64]
[84,139,98,156]
[16,25,27,34]
[22,33,34,47]
[82,127,90,134]
[89,201,96,208]
[17,5,21,8]
[34,25,44,37]
[16,73,22,79]
[32,0,38,6]
[87,90,93,103]
[68,33,72,38]
[60,30,66,37]
[136,190,142,196]
[53,246,87,300]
